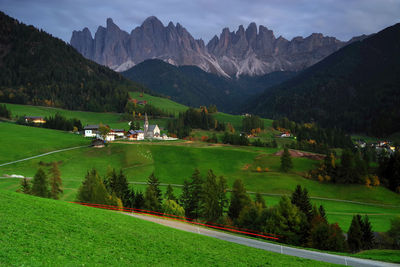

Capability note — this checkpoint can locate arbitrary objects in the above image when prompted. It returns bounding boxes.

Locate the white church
[144,113,160,138]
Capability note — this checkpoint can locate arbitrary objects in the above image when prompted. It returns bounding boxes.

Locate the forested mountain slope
[0,12,145,112]
[246,23,400,137]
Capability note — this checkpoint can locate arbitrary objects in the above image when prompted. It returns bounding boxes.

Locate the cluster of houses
[354,139,396,153]
[85,113,174,146]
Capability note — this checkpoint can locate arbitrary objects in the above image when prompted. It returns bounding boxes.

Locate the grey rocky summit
[70,16,357,77]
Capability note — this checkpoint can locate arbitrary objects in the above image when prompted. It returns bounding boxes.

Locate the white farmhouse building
[84,125,99,137]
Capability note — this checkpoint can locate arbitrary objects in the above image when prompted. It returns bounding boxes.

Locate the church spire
[144,112,149,136]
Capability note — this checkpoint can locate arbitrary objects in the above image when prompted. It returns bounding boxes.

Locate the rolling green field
[0,122,90,164]
[129,92,188,115]
[2,102,130,129]
[1,125,399,232]
[0,189,331,266]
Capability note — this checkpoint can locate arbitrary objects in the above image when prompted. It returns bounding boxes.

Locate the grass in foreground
[353,249,400,263]
[0,190,332,266]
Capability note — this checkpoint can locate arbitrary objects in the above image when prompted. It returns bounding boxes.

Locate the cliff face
[71,17,352,77]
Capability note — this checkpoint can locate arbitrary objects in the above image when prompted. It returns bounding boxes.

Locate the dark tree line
[378,150,400,193]
[167,108,225,138]
[242,115,265,133]
[273,117,353,152]
[16,112,83,131]
[124,102,174,119]
[308,149,370,184]
[0,104,11,118]
[71,166,391,253]
[18,162,63,199]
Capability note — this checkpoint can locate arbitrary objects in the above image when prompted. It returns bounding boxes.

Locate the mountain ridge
[71,16,360,77]
[245,22,400,137]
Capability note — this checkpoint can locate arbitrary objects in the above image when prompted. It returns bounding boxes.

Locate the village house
[84,125,99,137]
[280,132,291,138]
[91,139,105,148]
[24,116,46,124]
[109,129,125,138]
[127,130,144,140]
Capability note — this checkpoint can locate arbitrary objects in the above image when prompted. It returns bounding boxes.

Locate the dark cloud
[1,0,399,43]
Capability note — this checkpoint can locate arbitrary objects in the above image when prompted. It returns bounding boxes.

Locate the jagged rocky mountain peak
[71,17,355,76]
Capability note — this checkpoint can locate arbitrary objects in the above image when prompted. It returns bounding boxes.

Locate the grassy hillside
[1,139,399,231]
[129,92,188,115]
[0,189,329,266]
[0,122,89,164]
[2,102,130,129]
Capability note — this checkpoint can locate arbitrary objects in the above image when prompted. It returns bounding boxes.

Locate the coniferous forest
[0,12,146,113]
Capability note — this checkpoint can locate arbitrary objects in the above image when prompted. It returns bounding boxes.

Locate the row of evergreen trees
[124,102,174,119]
[167,108,224,138]
[0,104,11,118]
[242,115,265,133]
[16,113,83,131]
[273,117,353,151]
[18,162,63,199]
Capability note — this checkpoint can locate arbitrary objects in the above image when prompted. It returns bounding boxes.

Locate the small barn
[91,139,104,148]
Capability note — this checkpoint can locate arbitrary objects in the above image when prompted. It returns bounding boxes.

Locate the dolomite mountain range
[70,16,364,77]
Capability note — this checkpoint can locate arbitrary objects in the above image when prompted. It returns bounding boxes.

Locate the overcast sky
[1,0,399,43]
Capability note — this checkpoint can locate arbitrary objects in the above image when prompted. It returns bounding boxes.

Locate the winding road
[128,213,399,267]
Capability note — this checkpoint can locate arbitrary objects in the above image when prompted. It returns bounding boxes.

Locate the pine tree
[228,179,250,220]
[217,175,228,218]
[76,168,111,205]
[147,172,162,205]
[319,205,327,221]
[180,179,192,217]
[165,184,176,202]
[49,162,63,199]
[347,215,363,252]
[124,188,135,209]
[19,178,31,194]
[291,185,313,221]
[134,190,145,209]
[180,169,203,219]
[361,215,375,250]
[31,168,50,198]
[201,170,221,221]
[281,147,293,172]
[254,192,266,208]
[144,187,161,212]
[291,185,303,206]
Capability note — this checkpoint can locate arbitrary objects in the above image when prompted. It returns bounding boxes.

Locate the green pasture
[1,139,399,232]
[0,122,89,164]
[129,92,188,115]
[0,190,330,266]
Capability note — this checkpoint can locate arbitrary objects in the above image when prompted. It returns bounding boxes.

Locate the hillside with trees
[246,23,400,137]
[0,12,146,112]
[122,59,296,112]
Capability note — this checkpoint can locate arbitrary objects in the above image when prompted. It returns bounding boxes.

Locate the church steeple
[144,112,149,136]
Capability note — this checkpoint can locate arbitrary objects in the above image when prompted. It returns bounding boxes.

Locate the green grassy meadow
[1,104,400,234]
[129,91,188,115]
[1,126,399,232]
[0,122,90,164]
[2,102,130,129]
[0,189,331,266]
